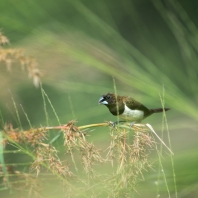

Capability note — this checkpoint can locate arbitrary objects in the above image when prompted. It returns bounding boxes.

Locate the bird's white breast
[119,104,144,121]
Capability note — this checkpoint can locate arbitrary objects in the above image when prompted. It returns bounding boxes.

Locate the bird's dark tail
[150,108,170,113]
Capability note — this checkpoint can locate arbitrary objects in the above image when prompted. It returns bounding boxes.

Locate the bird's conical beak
[98,97,103,104]
[98,97,108,105]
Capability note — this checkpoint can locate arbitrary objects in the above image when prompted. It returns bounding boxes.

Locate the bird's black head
[98,93,116,105]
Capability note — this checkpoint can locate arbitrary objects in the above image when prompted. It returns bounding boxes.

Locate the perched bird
[98,92,170,126]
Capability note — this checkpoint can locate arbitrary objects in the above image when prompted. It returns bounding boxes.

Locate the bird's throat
[106,103,124,116]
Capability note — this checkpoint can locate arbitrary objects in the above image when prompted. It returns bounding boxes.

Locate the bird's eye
[106,95,110,100]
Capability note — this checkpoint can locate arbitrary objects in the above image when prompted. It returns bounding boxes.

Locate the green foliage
[0,0,198,197]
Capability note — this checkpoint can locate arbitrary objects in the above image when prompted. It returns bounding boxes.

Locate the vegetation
[0,0,198,197]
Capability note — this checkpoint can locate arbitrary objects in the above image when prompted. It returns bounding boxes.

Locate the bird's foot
[109,121,126,128]
[129,121,136,128]
[109,121,118,128]
[109,121,114,128]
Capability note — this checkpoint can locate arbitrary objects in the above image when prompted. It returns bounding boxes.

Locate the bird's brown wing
[124,97,150,113]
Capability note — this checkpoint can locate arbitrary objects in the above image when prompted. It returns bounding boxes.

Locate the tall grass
[1,0,198,197]
[0,87,172,197]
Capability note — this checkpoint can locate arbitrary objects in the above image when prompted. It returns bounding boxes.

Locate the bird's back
[123,96,150,113]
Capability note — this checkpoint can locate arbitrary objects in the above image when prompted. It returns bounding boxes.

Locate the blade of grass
[41,85,49,126]
[9,91,23,130]
[68,94,76,119]
[160,92,178,198]
[0,130,11,189]
[41,88,61,126]
[20,104,32,129]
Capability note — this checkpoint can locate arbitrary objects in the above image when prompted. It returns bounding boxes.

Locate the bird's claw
[108,121,136,129]
[108,121,127,128]
[129,121,136,128]
[109,121,118,128]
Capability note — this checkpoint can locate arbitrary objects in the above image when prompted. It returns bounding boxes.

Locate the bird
[98,92,170,127]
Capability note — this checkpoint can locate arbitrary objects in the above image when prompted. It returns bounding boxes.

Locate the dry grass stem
[62,121,104,175]
[105,124,155,196]
[0,32,42,87]
[3,123,47,146]
[1,119,170,197]
[0,165,42,197]
[31,143,73,178]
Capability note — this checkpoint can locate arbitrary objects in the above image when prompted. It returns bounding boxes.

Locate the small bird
[98,92,170,126]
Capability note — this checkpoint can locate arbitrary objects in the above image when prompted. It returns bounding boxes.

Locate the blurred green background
[0,0,198,197]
